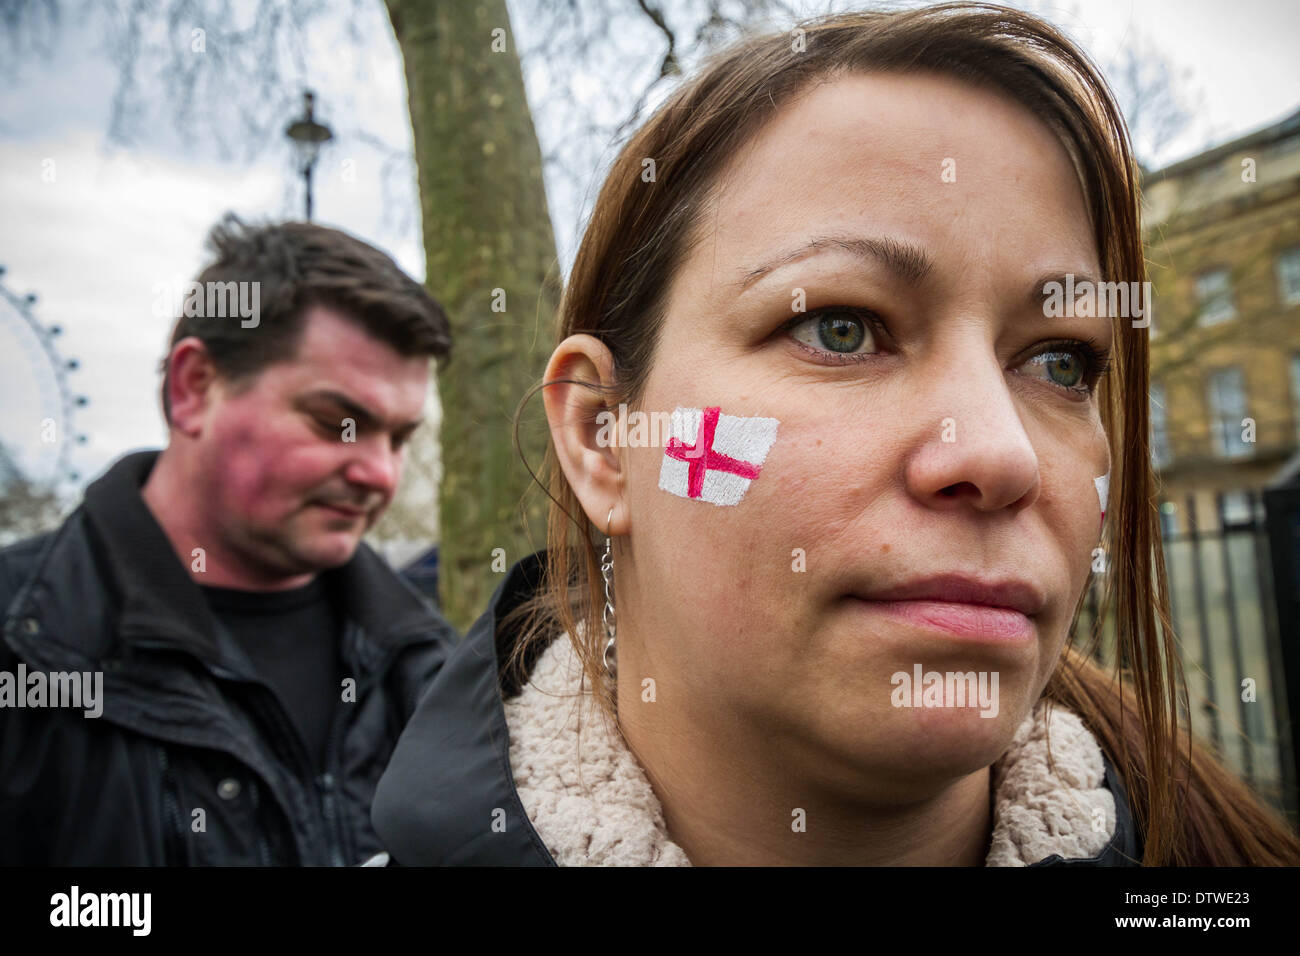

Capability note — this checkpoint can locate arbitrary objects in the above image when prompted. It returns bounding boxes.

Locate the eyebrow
[737,234,937,291]
[296,390,423,433]
[1028,272,1104,309]
[738,234,1101,312]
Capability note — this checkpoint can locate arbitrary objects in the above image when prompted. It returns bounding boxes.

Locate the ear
[165,337,219,439]
[542,334,627,534]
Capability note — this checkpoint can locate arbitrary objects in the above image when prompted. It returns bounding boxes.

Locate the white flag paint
[658,405,779,507]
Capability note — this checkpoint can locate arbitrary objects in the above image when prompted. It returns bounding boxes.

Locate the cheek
[1023,458,1107,667]
[1046,451,1108,554]
[776,423,859,513]
[207,410,336,519]
[629,405,850,645]
[753,406,901,568]
[1072,469,1109,593]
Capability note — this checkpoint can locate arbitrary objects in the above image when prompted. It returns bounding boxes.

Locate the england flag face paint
[658,405,779,507]
[1094,472,1110,528]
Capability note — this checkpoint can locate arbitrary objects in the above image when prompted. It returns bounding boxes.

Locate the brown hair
[159,214,452,423]
[507,2,1300,865]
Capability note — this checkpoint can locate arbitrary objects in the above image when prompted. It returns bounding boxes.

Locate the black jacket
[372,549,1144,866]
[0,450,458,865]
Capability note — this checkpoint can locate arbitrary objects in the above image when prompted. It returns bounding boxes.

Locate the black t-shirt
[200,576,343,776]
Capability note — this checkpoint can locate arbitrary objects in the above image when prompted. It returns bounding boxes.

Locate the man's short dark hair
[160,215,452,423]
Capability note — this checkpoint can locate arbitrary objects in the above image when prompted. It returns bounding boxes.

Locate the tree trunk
[385,0,558,630]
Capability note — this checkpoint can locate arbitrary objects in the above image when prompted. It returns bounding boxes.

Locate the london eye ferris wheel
[0,264,89,494]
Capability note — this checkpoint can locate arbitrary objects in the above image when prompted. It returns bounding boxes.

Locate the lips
[848,573,1046,642]
[864,600,1034,640]
[858,573,1046,617]
[314,501,367,520]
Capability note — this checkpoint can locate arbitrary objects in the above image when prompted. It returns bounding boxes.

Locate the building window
[1196,268,1235,325]
[1207,367,1250,458]
[1279,248,1300,306]
[1150,383,1172,469]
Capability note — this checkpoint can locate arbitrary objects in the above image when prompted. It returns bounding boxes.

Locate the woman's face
[593,71,1111,796]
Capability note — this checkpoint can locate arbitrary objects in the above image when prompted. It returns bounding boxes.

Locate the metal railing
[1073,487,1297,823]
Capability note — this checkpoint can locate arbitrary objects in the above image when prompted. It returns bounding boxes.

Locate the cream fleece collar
[503,636,1117,866]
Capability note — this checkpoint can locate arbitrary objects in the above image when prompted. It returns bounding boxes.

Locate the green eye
[1035,351,1085,388]
[818,313,866,352]
[1021,341,1111,396]
[789,308,876,356]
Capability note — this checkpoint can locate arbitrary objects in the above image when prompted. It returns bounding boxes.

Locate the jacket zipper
[246,778,274,866]
[318,773,345,867]
[319,695,350,867]
[156,745,187,865]
[319,625,431,866]
[244,682,332,864]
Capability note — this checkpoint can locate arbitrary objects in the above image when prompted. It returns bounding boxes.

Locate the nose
[343,437,402,502]
[903,339,1040,516]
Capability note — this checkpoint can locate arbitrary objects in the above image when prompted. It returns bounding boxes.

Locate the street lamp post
[284,91,333,221]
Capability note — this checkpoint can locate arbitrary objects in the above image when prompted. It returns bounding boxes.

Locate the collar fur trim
[503,636,1116,866]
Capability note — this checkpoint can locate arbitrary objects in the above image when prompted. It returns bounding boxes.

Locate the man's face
[194,305,429,579]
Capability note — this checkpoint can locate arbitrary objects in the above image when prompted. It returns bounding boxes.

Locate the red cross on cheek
[659,405,780,507]
[664,406,762,498]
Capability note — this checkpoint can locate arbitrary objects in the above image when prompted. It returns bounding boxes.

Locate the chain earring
[601,507,617,679]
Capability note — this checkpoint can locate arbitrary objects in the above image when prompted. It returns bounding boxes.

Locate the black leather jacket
[0,450,458,865]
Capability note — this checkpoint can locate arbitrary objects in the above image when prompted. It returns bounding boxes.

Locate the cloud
[0,132,284,484]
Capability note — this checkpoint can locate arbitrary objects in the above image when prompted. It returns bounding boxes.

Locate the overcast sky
[1,0,1297,496]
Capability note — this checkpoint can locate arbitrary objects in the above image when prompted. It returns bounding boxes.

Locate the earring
[601,507,617,680]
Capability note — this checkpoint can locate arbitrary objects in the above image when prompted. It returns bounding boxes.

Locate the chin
[295,534,362,571]
[877,707,1027,779]
[809,699,1019,778]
